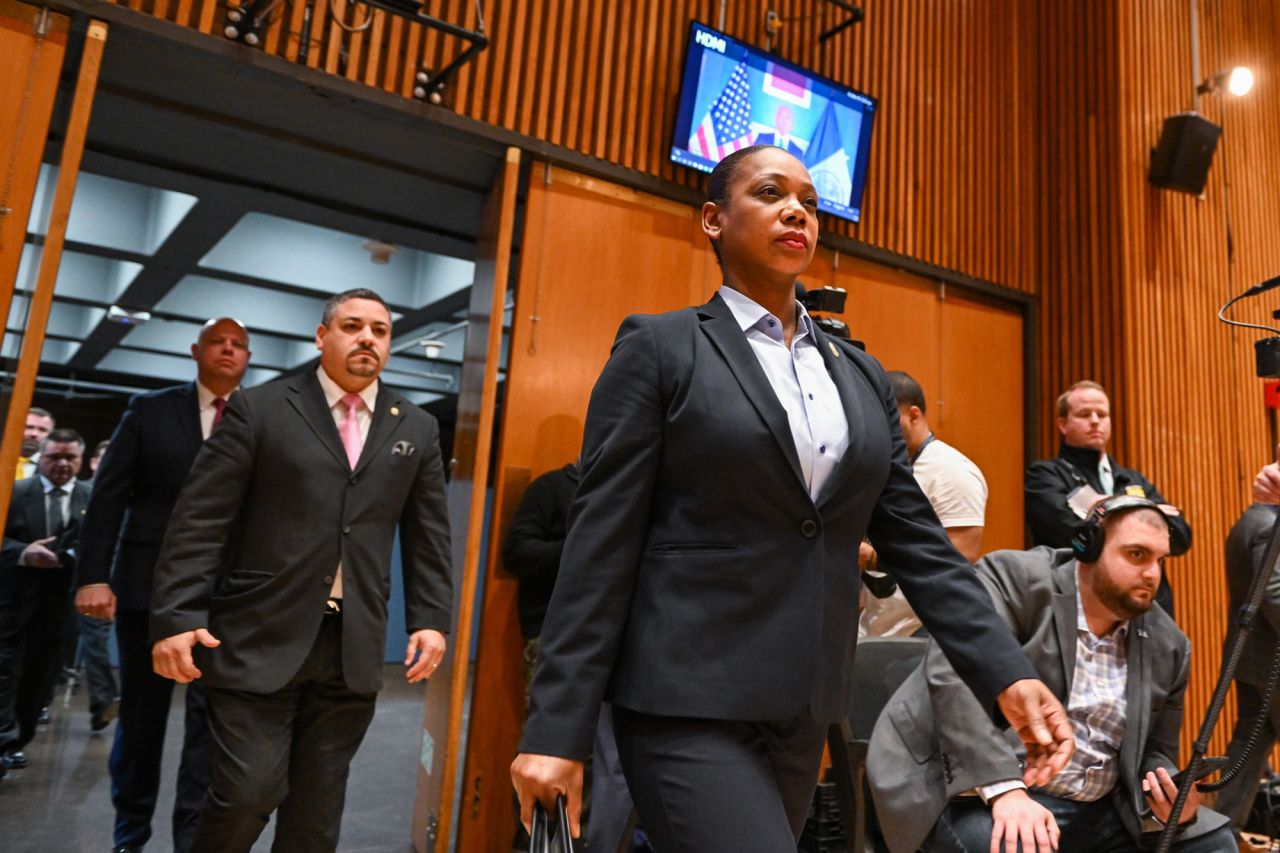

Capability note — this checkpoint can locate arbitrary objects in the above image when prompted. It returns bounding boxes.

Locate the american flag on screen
[690,61,755,160]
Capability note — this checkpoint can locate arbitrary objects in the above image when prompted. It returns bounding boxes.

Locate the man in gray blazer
[150,289,453,853]
[868,496,1232,852]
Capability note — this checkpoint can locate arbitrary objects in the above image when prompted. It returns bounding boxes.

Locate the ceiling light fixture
[362,239,397,264]
[106,305,152,325]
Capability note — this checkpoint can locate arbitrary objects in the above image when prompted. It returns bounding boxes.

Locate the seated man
[868,496,1231,852]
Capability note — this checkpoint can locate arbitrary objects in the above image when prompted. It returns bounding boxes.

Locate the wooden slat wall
[104,0,1042,294]
[1106,0,1280,762]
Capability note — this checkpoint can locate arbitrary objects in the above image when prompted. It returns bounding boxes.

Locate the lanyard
[909,433,936,469]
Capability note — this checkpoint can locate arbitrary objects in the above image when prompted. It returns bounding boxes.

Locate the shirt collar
[316,366,378,413]
[1074,565,1129,641]
[718,286,815,345]
[38,474,66,495]
[196,381,239,409]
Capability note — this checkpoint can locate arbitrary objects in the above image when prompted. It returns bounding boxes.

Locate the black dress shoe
[110,847,142,853]
[1,750,27,769]
[91,700,119,732]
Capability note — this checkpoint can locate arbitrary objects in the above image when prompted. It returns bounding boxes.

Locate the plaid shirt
[1036,573,1129,801]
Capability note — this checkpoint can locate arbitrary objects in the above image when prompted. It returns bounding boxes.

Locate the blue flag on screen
[805,101,852,205]
[690,61,755,160]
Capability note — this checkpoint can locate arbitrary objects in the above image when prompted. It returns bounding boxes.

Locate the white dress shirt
[718,287,849,500]
[315,366,378,599]
[196,381,239,440]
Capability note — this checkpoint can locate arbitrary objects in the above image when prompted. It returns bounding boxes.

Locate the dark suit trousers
[193,611,377,853]
[0,568,73,753]
[611,707,827,853]
[111,608,212,851]
[78,612,118,716]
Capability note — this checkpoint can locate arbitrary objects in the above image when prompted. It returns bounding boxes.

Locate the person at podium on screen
[510,144,1075,852]
[754,104,806,158]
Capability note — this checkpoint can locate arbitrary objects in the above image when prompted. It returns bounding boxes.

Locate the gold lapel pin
[829,341,840,358]
[390,406,400,416]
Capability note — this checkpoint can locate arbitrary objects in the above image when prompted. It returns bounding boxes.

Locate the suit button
[349,476,357,485]
[323,575,334,585]
[801,519,818,538]
[342,525,351,534]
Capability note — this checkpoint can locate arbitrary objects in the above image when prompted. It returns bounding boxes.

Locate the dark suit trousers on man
[611,707,827,853]
[0,568,73,753]
[192,611,377,853]
[111,608,212,851]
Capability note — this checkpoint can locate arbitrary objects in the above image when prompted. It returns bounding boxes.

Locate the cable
[1218,291,1280,336]
[1199,638,1280,791]
[328,0,373,33]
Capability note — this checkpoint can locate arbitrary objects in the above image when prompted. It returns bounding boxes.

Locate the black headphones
[1070,494,1168,563]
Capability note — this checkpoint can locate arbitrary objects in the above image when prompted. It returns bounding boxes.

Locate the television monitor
[670,22,878,224]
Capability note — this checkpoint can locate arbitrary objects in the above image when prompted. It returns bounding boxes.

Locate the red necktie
[212,398,227,430]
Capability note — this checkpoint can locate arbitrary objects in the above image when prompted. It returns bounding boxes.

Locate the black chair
[827,637,930,853]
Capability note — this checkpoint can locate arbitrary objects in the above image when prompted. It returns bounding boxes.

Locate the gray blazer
[867,546,1227,853]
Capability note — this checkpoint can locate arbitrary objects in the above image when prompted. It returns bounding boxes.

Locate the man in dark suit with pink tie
[150,289,453,853]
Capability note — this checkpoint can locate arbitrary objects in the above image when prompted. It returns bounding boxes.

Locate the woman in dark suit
[511,145,1072,851]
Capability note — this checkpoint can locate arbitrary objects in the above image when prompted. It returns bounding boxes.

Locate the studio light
[1228,66,1255,96]
[1196,65,1256,96]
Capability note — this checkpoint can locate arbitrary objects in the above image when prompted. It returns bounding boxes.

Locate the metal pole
[1190,0,1201,112]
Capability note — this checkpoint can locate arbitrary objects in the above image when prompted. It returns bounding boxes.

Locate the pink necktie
[339,393,364,468]
[212,398,226,429]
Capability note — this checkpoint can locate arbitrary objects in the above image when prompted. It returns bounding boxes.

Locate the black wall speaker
[1148,112,1222,195]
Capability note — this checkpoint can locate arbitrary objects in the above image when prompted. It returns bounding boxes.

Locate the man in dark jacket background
[1025,380,1190,617]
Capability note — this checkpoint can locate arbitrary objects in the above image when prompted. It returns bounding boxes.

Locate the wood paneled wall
[105,0,1044,294]
[1108,0,1280,761]
[1027,0,1280,762]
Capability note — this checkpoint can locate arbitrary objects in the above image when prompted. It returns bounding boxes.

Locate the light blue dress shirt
[719,287,850,500]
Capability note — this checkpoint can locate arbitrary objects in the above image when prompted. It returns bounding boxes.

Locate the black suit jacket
[520,293,1037,759]
[1025,443,1191,615]
[150,371,453,695]
[2,475,91,574]
[1024,443,1192,555]
[1225,502,1280,686]
[75,383,204,609]
[868,547,1226,852]
[501,463,579,641]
